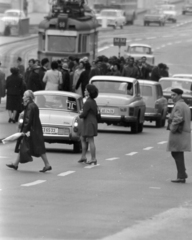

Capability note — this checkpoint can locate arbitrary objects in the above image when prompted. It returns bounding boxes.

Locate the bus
[38,0,99,62]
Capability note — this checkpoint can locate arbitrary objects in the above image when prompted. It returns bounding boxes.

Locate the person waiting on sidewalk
[5,68,23,123]
[24,59,35,86]
[38,58,50,90]
[167,88,191,183]
[78,84,99,165]
[16,57,25,80]
[6,90,52,172]
[0,61,5,104]
[27,65,42,92]
[122,57,139,78]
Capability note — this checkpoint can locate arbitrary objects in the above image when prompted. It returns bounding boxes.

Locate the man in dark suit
[38,58,49,90]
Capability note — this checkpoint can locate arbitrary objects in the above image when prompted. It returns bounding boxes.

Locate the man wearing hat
[167,88,191,183]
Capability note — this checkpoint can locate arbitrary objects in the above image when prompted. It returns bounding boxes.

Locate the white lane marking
[0,189,2,191]
[158,141,168,145]
[150,187,161,190]
[58,171,75,177]
[143,147,153,151]
[21,180,46,187]
[161,45,166,48]
[0,156,9,158]
[106,157,119,161]
[84,164,100,169]
[162,35,172,38]
[126,152,138,156]
[167,42,172,45]
[146,37,156,39]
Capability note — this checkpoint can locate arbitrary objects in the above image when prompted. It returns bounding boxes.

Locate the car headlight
[73,119,79,132]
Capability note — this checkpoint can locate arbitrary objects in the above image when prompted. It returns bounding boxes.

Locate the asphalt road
[1,4,192,240]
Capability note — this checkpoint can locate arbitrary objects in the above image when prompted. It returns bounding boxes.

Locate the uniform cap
[171,88,183,95]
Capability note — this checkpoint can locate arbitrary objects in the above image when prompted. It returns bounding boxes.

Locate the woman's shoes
[78,158,87,163]
[86,160,97,165]
[8,118,15,123]
[6,163,18,170]
[39,166,52,173]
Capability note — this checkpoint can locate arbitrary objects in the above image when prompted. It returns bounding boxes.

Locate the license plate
[43,127,58,134]
[100,108,115,114]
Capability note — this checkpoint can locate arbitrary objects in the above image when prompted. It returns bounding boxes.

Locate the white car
[96,9,126,29]
[1,9,26,26]
[124,43,155,65]
[172,74,192,80]
[159,4,177,23]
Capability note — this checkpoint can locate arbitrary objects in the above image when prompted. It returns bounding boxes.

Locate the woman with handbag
[78,84,99,165]
[43,61,62,91]
[6,90,52,172]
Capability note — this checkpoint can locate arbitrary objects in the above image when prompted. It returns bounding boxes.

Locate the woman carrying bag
[6,90,52,172]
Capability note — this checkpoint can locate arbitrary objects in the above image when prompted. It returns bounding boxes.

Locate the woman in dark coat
[78,84,99,165]
[75,62,91,97]
[6,67,23,123]
[6,90,52,172]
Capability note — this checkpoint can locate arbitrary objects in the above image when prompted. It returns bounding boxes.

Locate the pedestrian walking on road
[16,57,25,80]
[5,68,23,123]
[43,61,62,91]
[78,84,99,165]
[167,88,191,183]
[6,90,52,172]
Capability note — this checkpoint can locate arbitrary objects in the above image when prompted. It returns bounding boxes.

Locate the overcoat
[15,101,46,157]
[167,99,191,152]
[79,98,98,137]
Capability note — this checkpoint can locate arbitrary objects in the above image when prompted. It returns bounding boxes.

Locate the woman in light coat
[43,61,62,91]
[167,88,191,183]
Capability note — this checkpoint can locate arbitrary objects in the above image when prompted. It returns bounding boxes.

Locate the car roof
[101,9,122,12]
[160,77,192,82]
[34,91,81,98]
[90,76,136,83]
[5,9,22,13]
[129,43,151,48]
[173,74,192,77]
[138,80,160,85]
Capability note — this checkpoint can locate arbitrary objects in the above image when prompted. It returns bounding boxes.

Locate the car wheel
[73,141,82,153]
[144,21,146,26]
[113,24,117,29]
[120,24,123,29]
[159,22,162,26]
[161,118,166,127]
[131,115,139,133]
[156,117,162,128]
[4,25,11,36]
[138,122,144,133]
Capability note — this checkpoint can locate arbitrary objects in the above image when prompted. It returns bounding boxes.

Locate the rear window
[140,85,152,96]
[35,95,78,112]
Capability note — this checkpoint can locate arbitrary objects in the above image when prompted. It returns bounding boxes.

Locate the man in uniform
[167,88,191,183]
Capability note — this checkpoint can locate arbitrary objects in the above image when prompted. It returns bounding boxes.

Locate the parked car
[159,77,192,119]
[182,3,192,14]
[96,9,126,29]
[144,9,166,26]
[172,74,192,80]
[1,9,27,26]
[139,80,167,127]
[124,43,155,65]
[33,91,83,153]
[159,4,177,23]
[90,76,146,133]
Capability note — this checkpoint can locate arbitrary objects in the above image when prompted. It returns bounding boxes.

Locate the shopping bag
[2,132,23,144]
[20,136,33,164]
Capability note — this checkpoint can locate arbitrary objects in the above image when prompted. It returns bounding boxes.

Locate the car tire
[4,25,11,36]
[113,24,117,29]
[120,25,123,29]
[161,118,166,127]
[159,22,162,26]
[138,122,143,133]
[144,21,146,26]
[73,141,82,153]
[131,115,139,134]
[156,117,162,128]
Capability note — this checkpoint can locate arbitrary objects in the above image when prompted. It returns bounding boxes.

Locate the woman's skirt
[6,95,22,111]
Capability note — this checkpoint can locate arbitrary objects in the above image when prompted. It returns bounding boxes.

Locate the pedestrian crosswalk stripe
[126,152,138,156]
[58,171,75,177]
[106,158,119,161]
[21,180,46,187]
[84,164,100,169]
[158,141,167,145]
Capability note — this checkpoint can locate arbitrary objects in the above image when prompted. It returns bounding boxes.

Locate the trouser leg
[171,152,186,179]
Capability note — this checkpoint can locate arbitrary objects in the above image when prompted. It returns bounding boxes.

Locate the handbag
[20,136,33,163]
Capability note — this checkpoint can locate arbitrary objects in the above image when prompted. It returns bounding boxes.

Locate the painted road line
[58,171,75,177]
[146,37,156,40]
[106,157,119,161]
[167,43,172,45]
[150,187,161,190]
[21,180,46,187]
[158,141,168,145]
[84,164,100,169]
[98,46,110,52]
[143,147,153,151]
[126,152,138,156]
[161,45,166,48]
[162,35,172,38]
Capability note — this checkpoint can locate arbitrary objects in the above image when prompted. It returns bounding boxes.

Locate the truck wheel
[138,122,143,133]
[73,141,82,153]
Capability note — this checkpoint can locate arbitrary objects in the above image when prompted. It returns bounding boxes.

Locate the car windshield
[140,85,153,96]
[92,80,133,96]
[35,95,78,112]
[129,46,151,54]
[101,11,117,17]
[160,80,192,94]
[4,12,19,17]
